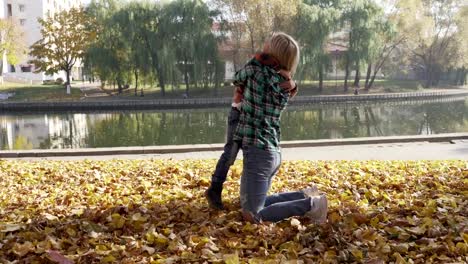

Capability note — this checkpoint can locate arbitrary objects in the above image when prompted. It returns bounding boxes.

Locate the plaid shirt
[233,57,290,151]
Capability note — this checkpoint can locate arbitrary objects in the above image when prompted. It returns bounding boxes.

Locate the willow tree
[295,0,342,91]
[30,8,95,87]
[84,0,130,93]
[163,0,221,95]
[113,2,153,95]
[342,0,383,89]
[363,8,396,89]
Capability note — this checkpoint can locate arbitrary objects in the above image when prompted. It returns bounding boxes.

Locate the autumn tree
[214,0,299,55]
[449,5,468,86]
[400,0,465,87]
[30,8,96,88]
[0,19,26,77]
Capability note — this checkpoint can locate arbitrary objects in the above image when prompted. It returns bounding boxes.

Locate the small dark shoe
[205,188,224,210]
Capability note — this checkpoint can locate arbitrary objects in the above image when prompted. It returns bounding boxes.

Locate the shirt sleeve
[233,63,256,87]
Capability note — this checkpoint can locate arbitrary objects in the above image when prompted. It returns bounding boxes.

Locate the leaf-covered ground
[0,159,467,263]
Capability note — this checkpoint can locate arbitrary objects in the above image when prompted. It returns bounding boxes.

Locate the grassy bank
[0,159,466,263]
[1,80,465,102]
[0,82,82,102]
[104,79,465,99]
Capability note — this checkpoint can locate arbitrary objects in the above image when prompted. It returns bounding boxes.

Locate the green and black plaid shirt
[233,57,290,152]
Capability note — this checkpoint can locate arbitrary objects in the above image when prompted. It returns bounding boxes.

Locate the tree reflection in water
[0,98,467,149]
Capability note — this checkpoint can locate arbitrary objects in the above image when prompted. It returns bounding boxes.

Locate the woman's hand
[278,70,298,97]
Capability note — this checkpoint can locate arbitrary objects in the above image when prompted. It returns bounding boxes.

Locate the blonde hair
[267,32,300,76]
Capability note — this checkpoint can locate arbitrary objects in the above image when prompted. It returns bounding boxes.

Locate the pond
[1,97,468,150]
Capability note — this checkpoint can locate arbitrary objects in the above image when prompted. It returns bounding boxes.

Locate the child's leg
[207,107,240,209]
[211,107,240,183]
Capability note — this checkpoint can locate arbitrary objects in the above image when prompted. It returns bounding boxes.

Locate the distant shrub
[55,78,64,85]
[42,80,56,85]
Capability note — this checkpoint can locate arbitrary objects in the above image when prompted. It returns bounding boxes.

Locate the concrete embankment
[1,133,467,158]
[1,90,467,112]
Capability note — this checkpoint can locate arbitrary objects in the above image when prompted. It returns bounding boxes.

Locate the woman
[233,32,328,223]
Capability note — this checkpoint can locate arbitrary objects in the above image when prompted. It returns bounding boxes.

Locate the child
[233,32,326,224]
[205,52,298,210]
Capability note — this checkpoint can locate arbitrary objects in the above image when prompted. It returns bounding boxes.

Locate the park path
[5,141,468,161]
[76,82,110,99]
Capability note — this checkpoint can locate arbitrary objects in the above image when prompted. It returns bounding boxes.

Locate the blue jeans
[240,145,311,222]
[211,107,241,183]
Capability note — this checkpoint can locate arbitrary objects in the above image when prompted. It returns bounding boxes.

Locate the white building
[1,0,83,84]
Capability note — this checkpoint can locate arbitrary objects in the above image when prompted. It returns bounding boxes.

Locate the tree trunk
[184,60,190,96]
[249,34,255,55]
[462,67,467,85]
[453,68,463,85]
[353,60,360,87]
[214,59,219,96]
[424,65,432,88]
[66,69,71,87]
[344,54,350,92]
[155,67,165,97]
[364,63,372,89]
[318,64,324,92]
[117,77,123,94]
[134,70,139,96]
[369,70,378,89]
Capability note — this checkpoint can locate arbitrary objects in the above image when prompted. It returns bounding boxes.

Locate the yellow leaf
[12,241,34,257]
[350,248,363,260]
[329,212,341,224]
[102,255,116,263]
[463,232,468,244]
[132,213,149,222]
[393,252,407,264]
[370,217,380,228]
[223,252,239,264]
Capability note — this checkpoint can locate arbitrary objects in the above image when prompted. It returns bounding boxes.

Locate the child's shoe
[302,185,320,197]
[305,194,328,224]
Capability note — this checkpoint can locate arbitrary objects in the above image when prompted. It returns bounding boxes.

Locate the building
[0,0,83,84]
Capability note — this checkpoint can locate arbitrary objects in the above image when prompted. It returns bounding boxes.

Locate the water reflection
[1,98,467,150]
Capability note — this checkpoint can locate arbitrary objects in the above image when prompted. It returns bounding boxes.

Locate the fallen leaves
[0,159,467,263]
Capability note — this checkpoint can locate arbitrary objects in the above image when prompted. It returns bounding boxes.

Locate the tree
[0,19,26,76]
[163,0,222,96]
[342,0,384,89]
[214,0,299,54]
[400,0,465,87]
[29,8,96,87]
[363,10,399,89]
[295,0,342,91]
[449,5,468,86]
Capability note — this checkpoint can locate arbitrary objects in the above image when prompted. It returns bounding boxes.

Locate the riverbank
[1,88,467,112]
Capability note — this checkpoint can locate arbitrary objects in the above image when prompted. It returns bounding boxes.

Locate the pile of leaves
[0,159,467,263]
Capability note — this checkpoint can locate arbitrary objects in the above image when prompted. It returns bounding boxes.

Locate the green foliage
[85,0,223,97]
[295,0,342,89]
[29,8,95,86]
